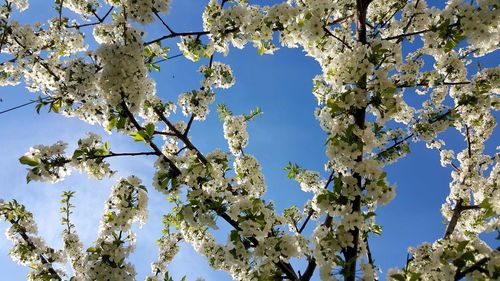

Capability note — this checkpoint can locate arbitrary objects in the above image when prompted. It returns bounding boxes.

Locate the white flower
[223,115,248,156]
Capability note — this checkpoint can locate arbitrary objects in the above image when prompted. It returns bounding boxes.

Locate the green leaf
[258,43,265,56]
[284,162,302,179]
[478,198,491,209]
[333,177,342,193]
[19,156,39,166]
[444,39,456,52]
[72,149,84,159]
[35,103,43,114]
[145,123,155,138]
[371,224,383,235]
[130,131,145,142]
[230,230,240,244]
[50,99,62,113]
[384,87,397,95]
[86,247,98,253]
[456,240,469,252]
[409,272,421,281]
[453,251,475,268]
[217,103,233,121]
[117,116,127,129]
[106,116,117,131]
[244,106,263,121]
[390,273,406,281]
[157,172,172,190]
[327,98,342,112]
[365,211,376,218]
[137,185,148,193]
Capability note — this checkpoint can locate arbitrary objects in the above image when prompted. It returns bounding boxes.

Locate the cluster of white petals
[71,132,114,179]
[1,0,498,280]
[223,115,248,156]
[22,141,70,183]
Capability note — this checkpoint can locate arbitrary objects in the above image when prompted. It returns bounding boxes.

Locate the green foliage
[217,103,233,121]
[19,155,39,166]
[284,162,303,180]
[131,123,155,143]
[434,19,465,53]
[144,43,169,72]
[244,107,263,121]
[369,43,390,65]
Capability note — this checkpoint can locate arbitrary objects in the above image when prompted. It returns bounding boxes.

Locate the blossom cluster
[75,176,148,281]
[71,132,114,179]
[223,115,248,156]
[1,0,498,280]
[20,134,116,183]
[1,176,151,281]
[21,141,70,183]
[0,200,66,280]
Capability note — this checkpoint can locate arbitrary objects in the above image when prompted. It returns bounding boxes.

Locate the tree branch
[153,9,175,34]
[297,171,335,234]
[99,151,158,159]
[153,106,299,279]
[120,101,181,177]
[454,255,491,280]
[184,114,195,137]
[383,22,459,41]
[323,26,353,50]
[66,7,114,29]
[395,80,471,89]
[7,219,62,280]
[145,30,211,46]
[153,106,208,164]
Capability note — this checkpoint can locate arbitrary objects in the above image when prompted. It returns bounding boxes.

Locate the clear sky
[0,1,498,281]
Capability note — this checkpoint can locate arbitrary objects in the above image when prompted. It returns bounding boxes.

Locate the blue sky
[0,1,498,280]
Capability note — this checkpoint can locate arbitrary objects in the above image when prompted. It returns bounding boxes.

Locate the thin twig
[57,0,64,29]
[153,106,208,164]
[396,80,471,88]
[0,97,50,115]
[383,22,458,41]
[152,106,299,279]
[184,114,195,137]
[153,9,175,34]
[297,171,335,234]
[365,235,378,281]
[66,7,113,29]
[120,101,181,176]
[152,53,183,64]
[99,151,157,159]
[7,219,62,280]
[454,255,491,280]
[323,26,353,50]
[145,30,211,46]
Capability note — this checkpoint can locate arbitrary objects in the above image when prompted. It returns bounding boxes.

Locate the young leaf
[19,156,39,166]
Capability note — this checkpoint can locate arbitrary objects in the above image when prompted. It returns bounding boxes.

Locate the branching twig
[0,97,51,115]
[145,30,211,46]
[184,114,195,137]
[7,219,62,280]
[383,22,458,41]
[297,171,335,234]
[454,255,491,280]
[153,9,175,34]
[66,7,113,29]
[120,101,182,176]
[396,80,471,88]
[323,26,353,50]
